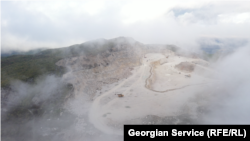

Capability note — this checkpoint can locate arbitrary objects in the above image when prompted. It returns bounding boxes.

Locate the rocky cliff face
[56,37,145,99]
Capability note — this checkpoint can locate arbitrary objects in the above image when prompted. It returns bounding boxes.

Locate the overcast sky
[1,0,250,52]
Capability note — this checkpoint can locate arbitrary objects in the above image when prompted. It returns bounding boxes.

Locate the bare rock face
[175,62,195,72]
[56,37,145,99]
[192,60,210,68]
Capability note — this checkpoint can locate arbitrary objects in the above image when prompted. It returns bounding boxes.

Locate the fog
[2,42,250,140]
[1,0,250,141]
[1,75,120,141]
[199,46,250,124]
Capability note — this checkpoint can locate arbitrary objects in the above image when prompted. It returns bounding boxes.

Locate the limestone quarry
[54,37,219,136]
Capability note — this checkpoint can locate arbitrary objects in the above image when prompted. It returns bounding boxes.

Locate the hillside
[1,37,143,87]
[1,37,191,140]
[1,54,65,87]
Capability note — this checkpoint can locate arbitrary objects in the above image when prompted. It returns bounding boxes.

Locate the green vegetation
[1,39,120,87]
[1,53,65,87]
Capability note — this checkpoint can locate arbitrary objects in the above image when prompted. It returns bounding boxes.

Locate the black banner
[124,125,249,140]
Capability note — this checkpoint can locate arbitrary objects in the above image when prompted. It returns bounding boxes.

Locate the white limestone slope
[88,50,218,135]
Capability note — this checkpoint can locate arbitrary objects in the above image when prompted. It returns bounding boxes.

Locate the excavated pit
[175,62,195,73]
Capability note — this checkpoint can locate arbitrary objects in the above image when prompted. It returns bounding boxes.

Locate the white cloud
[1,0,250,51]
[82,0,106,15]
[121,0,169,24]
[218,12,250,24]
[1,19,8,27]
